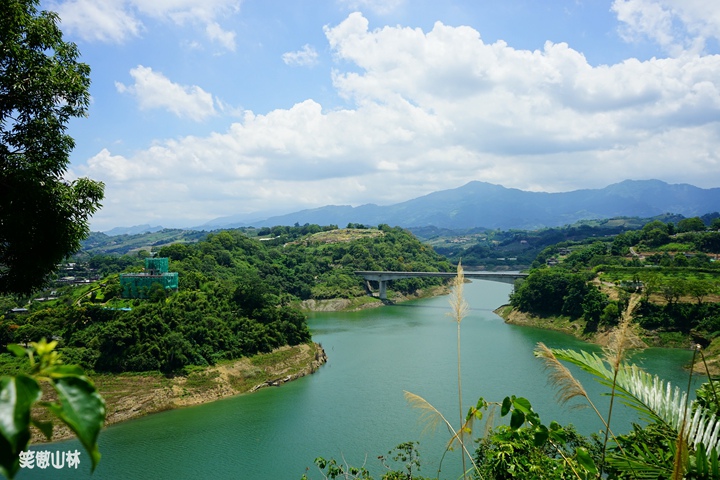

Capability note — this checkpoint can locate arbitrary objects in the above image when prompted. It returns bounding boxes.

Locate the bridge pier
[379,280,387,300]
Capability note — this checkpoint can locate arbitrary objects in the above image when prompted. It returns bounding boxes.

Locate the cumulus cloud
[282,45,320,67]
[51,0,240,50]
[49,0,143,43]
[612,0,720,54]
[82,12,720,228]
[115,66,217,121]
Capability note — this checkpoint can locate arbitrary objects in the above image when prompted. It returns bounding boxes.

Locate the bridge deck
[354,271,527,300]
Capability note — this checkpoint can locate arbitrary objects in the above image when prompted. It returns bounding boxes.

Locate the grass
[656,243,694,252]
[652,331,691,348]
[185,370,220,389]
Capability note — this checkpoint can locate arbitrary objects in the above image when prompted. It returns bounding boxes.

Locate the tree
[677,217,706,233]
[0,0,104,295]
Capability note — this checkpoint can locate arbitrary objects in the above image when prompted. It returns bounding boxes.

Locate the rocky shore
[33,342,327,443]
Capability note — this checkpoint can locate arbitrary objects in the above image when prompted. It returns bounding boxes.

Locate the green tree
[581,286,606,327]
[677,217,706,233]
[0,0,104,295]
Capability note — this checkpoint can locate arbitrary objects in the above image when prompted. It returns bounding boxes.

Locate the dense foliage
[509,218,720,339]
[0,225,451,374]
[423,215,686,269]
[0,0,104,295]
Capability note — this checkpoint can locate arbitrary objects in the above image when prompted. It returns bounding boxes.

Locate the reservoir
[22,280,699,479]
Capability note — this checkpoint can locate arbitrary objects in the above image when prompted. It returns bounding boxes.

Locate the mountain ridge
[242,179,720,230]
[105,179,720,234]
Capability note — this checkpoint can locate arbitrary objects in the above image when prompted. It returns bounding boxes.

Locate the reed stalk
[448,262,469,479]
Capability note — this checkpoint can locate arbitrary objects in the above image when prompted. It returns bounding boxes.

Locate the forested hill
[504,219,720,349]
[1,225,452,374]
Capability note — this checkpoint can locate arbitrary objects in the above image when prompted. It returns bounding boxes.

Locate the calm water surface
[22,280,699,479]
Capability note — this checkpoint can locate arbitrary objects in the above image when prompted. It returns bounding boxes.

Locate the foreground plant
[538,336,720,479]
[0,339,105,479]
[475,396,600,479]
[302,442,433,480]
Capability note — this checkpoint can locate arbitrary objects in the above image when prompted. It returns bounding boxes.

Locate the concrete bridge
[354,271,528,300]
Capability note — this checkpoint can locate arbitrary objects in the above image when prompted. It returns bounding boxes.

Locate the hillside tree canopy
[0,0,104,295]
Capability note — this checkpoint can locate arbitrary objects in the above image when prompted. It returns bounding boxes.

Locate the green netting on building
[120,258,178,299]
[145,257,169,274]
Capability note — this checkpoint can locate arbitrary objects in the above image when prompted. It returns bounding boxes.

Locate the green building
[120,257,178,299]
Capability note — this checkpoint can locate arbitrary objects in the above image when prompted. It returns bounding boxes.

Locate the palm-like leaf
[551,348,720,455]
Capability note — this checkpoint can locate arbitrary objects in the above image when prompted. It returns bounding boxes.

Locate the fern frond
[552,348,720,454]
[605,439,675,479]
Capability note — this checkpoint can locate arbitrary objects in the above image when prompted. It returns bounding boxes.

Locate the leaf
[5,345,26,358]
[576,447,598,475]
[0,374,41,479]
[510,409,525,430]
[549,429,566,445]
[533,425,549,447]
[501,396,512,416]
[513,397,532,414]
[47,376,105,471]
[0,375,41,450]
[466,406,475,422]
[46,364,85,378]
[31,418,53,441]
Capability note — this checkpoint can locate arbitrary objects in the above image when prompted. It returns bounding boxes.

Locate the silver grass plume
[447,262,470,478]
[603,294,643,372]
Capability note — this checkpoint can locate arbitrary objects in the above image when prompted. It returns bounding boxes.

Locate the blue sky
[44,0,720,230]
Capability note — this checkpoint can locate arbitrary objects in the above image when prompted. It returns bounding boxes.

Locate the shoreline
[299,284,452,312]
[33,342,327,444]
[33,287,445,444]
[496,304,719,375]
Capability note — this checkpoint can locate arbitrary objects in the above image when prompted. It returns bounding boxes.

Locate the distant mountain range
[106,180,720,235]
[202,179,720,230]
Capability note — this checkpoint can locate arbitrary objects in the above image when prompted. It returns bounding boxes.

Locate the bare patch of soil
[32,343,327,443]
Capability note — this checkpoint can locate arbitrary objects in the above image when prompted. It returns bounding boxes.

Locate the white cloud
[50,0,143,43]
[115,66,217,121]
[50,0,240,50]
[282,45,320,67]
[337,0,405,15]
[132,0,240,50]
[612,0,720,54]
[205,22,237,52]
[83,12,720,228]
[130,0,240,24]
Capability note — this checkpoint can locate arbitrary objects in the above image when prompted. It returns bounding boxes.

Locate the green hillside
[0,225,451,374]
